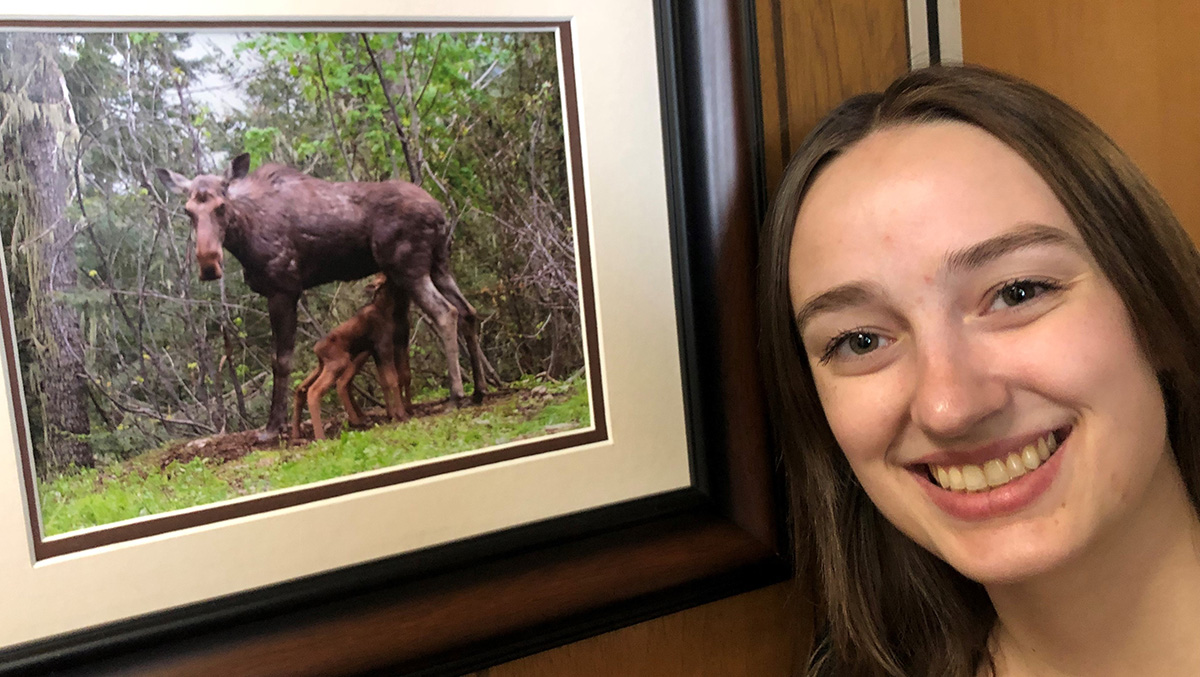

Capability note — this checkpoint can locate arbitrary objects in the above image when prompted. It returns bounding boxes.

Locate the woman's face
[787,121,1175,584]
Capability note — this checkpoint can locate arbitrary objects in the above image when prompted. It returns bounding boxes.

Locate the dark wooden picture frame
[0,0,788,673]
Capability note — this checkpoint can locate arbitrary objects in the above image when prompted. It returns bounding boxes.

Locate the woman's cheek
[996,283,1144,406]
[815,369,910,466]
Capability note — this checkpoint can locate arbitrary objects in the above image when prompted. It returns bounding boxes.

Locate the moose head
[155,153,251,281]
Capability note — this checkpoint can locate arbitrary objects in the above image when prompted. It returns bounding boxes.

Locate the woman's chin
[937,533,1082,587]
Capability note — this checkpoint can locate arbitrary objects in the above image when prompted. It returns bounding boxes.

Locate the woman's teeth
[930,431,1059,492]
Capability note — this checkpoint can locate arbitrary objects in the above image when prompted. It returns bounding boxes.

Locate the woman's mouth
[927,427,1069,493]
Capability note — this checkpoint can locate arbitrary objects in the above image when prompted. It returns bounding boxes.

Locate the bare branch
[359,33,421,185]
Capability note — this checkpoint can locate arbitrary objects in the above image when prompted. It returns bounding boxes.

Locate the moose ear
[155,168,191,195]
[226,153,251,181]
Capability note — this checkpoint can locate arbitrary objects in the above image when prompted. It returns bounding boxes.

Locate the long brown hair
[759,65,1200,676]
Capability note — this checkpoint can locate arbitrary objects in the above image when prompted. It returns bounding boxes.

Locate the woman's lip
[914,429,1070,521]
[908,426,1069,469]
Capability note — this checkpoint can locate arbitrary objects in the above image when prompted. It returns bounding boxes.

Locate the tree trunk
[8,33,94,470]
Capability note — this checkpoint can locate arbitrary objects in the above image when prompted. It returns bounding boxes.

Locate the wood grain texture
[471,582,809,677]
[73,515,773,676]
[961,0,1200,241]
[754,0,787,194]
[756,0,910,193]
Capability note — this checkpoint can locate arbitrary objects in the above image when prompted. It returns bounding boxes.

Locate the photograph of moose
[0,29,595,538]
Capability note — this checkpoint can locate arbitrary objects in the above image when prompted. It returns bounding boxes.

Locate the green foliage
[38,378,590,535]
[39,458,231,535]
[244,126,280,166]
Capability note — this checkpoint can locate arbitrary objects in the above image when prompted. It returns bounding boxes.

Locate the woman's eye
[988,279,1061,312]
[845,332,877,354]
[820,330,888,364]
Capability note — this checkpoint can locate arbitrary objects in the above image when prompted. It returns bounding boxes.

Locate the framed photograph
[0,0,786,674]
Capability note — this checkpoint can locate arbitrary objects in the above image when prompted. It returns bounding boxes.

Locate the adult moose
[156,153,486,439]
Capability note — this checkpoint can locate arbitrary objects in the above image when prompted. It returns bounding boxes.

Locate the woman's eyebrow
[793,281,886,336]
[792,225,1085,335]
[943,223,1086,273]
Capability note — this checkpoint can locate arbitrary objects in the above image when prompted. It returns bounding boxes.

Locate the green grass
[38,378,591,536]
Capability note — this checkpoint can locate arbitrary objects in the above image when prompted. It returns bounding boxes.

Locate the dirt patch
[155,394,507,469]
[158,429,278,468]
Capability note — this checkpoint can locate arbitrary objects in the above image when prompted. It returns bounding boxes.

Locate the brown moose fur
[292,275,412,440]
[156,154,487,438]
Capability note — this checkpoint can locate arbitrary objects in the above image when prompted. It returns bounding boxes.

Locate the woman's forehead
[788,121,1079,294]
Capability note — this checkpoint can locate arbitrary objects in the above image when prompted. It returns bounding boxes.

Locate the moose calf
[292,275,412,441]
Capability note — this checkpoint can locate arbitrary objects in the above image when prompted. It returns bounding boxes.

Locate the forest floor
[157,396,494,467]
[38,377,590,536]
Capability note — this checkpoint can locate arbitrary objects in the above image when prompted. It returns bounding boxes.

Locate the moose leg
[265,292,300,439]
[391,291,413,411]
[398,343,412,411]
[432,272,486,404]
[408,275,464,405]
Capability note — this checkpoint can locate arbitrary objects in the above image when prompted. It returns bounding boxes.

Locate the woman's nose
[908,337,1009,439]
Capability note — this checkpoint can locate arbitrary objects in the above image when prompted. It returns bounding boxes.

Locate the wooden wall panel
[474,1,910,673]
[961,1,1200,241]
[757,0,910,193]
[470,583,807,677]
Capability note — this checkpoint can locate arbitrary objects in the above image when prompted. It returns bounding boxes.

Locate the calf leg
[371,338,408,422]
[292,365,322,440]
[336,353,370,425]
[266,293,300,438]
[307,359,347,441]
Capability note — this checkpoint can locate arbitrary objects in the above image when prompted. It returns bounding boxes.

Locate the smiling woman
[760,65,1200,676]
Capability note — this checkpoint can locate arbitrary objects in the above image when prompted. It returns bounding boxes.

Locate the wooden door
[961,0,1200,241]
